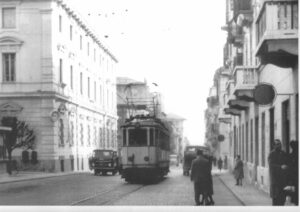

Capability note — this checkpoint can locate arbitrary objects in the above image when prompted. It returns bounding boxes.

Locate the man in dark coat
[268,139,289,206]
[234,155,244,186]
[217,157,223,172]
[202,152,214,205]
[190,149,211,205]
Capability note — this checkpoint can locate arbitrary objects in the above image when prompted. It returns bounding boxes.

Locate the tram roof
[121,115,169,131]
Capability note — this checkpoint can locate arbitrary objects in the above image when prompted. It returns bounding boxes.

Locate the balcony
[255,0,298,67]
[227,22,244,47]
[233,0,253,26]
[218,106,231,124]
[207,96,219,108]
[232,66,258,101]
[224,107,241,116]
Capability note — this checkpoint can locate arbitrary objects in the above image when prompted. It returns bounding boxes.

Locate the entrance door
[254,116,259,182]
[269,108,275,151]
[282,100,290,153]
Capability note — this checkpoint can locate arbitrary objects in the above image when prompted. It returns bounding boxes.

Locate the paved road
[0,166,243,205]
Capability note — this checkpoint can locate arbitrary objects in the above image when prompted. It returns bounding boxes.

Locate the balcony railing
[233,0,252,18]
[256,0,298,45]
[233,67,258,87]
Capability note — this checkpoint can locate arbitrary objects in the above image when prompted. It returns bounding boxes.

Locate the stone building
[206,0,298,193]
[162,113,185,162]
[0,0,118,173]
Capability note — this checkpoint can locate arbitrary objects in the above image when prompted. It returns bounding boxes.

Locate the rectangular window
[93,127,97,145]
[246,122,249,162]
[128,129,147,146]
[59,59,63,83]
[80,72,83,95]
[242,124,244,160]
[80,124,84,146]
[94,81,96,100]
[69,121,74,146]
[0,136,7,160]
[99,85,102,105]
[87,42,89,56]
[239,126,241,155]
[87,77,90,98]
[70,25,73,40]
[149,128,154,146]
[87,125,90,146]
[59,15,62,32]
[80,35,82,50]
[2,53,15,82]
[261,112,266,166]
[250,119,253,163]
[234,126,237,157]
[123,129,126,146]
[2,7,16,28]
[70,65,73,90]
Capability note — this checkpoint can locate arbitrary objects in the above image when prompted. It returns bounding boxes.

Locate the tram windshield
[128,129,147,146]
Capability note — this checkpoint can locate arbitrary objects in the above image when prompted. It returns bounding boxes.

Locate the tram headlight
[144,156,149,162]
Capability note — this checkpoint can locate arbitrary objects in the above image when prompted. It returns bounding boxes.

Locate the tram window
[123,129,127,146]
[149,128,154,146]
[155,129,159,146]
[128,129,147,146]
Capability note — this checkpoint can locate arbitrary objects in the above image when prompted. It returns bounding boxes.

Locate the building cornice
[54,0,118,63]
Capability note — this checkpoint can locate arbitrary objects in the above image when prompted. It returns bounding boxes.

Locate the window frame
[2,52,16,82]
[2,7,16,29]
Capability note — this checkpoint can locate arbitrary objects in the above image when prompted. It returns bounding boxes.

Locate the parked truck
[89,149,120,176]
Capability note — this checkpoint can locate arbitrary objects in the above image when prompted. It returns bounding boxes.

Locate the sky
[67,0,227,145]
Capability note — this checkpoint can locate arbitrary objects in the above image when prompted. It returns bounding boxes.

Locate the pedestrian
[224,156,228,169]
[268,139,289,206]
[202,152,214,205]
[190,149,211,206]
[217,157,223,172]
[285,140,298,205]
[233,155,244,186]
[212,157,216,167]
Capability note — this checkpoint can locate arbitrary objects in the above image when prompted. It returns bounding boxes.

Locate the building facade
[0,0,118,173]
[162,113,185,162]
[206,0,298,193]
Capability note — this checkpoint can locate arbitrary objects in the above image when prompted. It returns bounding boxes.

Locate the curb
[216,174,246,206]
[0,172,84,184]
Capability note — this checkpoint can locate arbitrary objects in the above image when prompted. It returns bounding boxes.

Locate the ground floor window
[0,137,7,160]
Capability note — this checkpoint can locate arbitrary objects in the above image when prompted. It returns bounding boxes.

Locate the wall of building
[0,0,118,173]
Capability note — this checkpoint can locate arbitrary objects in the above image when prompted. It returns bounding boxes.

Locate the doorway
[269,108,275,151]
[282,100,290,153]
[254,116,259,182]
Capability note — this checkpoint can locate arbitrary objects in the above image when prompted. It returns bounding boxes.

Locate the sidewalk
[0,171,79,184]
[213,168,272,206]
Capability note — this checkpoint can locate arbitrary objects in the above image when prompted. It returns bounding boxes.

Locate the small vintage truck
[89,149,120,176]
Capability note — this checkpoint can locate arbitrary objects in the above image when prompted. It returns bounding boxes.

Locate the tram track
[71,183,146,205]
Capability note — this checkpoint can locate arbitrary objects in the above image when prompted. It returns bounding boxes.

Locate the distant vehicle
[89,149,120,176]
[120,114,171,183]
[183,145,209,176]
[169,154,179,166]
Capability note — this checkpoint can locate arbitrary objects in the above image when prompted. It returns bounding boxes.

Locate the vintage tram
[120,114,170,182]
